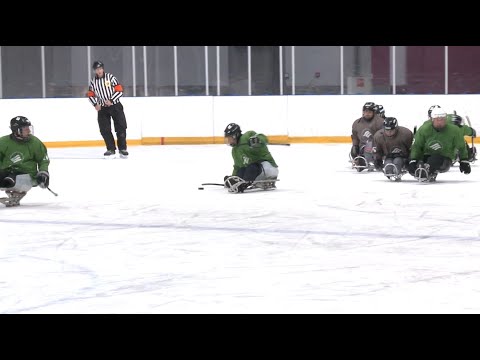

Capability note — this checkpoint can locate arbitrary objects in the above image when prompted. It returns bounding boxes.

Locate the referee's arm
[110,75,124,102]
[87,80,98,106]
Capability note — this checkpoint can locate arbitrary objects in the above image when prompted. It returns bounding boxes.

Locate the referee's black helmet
[92,60,104,70]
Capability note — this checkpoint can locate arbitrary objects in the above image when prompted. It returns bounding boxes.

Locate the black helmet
[363,102,376,112]
[383,117,398,131]
[428,105,441,119]
[92,60,104,70]
[10,116,32,140]
[374,104,385,118]
[224,123,242,146]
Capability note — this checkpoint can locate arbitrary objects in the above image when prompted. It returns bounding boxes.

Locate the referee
[87,60,129,158]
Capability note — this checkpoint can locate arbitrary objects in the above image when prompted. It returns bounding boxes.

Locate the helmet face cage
[362,102,376,120]
[10,116,33,140]
[224,123,241,146]
[431,108,447,130]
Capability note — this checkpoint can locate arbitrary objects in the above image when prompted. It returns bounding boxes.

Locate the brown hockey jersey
[372,126,414,160]
[351,115,385,146]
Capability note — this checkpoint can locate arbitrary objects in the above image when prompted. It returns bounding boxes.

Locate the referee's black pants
[97,102,128,151]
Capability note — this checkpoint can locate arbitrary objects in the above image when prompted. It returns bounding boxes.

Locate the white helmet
[430,106,447,119]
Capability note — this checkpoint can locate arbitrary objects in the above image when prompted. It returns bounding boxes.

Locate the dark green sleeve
[231,147,241,176]
[35,140,50,172]
[446,114,473,136]
[463,125,474,136]
[256,133,268,144]
[410,128,425,160]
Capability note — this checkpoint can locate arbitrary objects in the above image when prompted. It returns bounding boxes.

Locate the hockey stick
[201,183,224,186]
[47,186,58,196]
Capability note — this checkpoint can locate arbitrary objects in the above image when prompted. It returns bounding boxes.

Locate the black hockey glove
[460,160,471,174]
[408,160,418,175]
[451,114,463,127]
[471,128,476,138]
[374,159,383,171]
[248,135,261,148]
[350,145,359,158]
[36,171,49,188]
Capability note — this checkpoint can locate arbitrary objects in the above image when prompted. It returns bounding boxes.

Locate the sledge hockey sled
[0,190,27,207]
[0,174,34,207]
[383,163,407,182]
[349,154,375,172]
[224,176,278,193]
[414,165,438,183]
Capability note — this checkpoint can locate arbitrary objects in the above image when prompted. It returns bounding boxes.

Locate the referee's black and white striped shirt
[87,72,124,106]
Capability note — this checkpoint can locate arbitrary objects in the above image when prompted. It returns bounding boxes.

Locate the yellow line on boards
[43,136,352,148]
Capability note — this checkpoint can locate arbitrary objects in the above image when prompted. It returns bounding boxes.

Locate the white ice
[1,143,480,314]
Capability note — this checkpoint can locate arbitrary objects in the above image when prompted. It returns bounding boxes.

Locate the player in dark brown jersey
[373,117,413,181]
[350,102,385,172]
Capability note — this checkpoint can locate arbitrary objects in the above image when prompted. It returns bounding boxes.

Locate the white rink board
[0,95,479,143]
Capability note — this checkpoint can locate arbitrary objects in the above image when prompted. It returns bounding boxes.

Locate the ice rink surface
[2,143,480,314]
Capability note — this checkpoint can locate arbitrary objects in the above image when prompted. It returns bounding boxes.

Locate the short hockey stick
[201,183,224,186]
[47,186,58,196]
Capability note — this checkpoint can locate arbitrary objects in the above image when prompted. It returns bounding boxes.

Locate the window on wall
[251,46,280,95]
[448,46,480,94]
[207,46,217,95]
[343,46,391,94]
[9,45,480,99]
[395,46,444,94]
[45,46,88,98]
[177,46,206,96]
[371,46,391,94]
[1,46,42,98]
[217,46,231,95]
[294,46,341,95]
[91,46,133,96]
[134,46,145,96]
[282,46,293,94]
[146,46,175,96]
[220,46,248,95]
